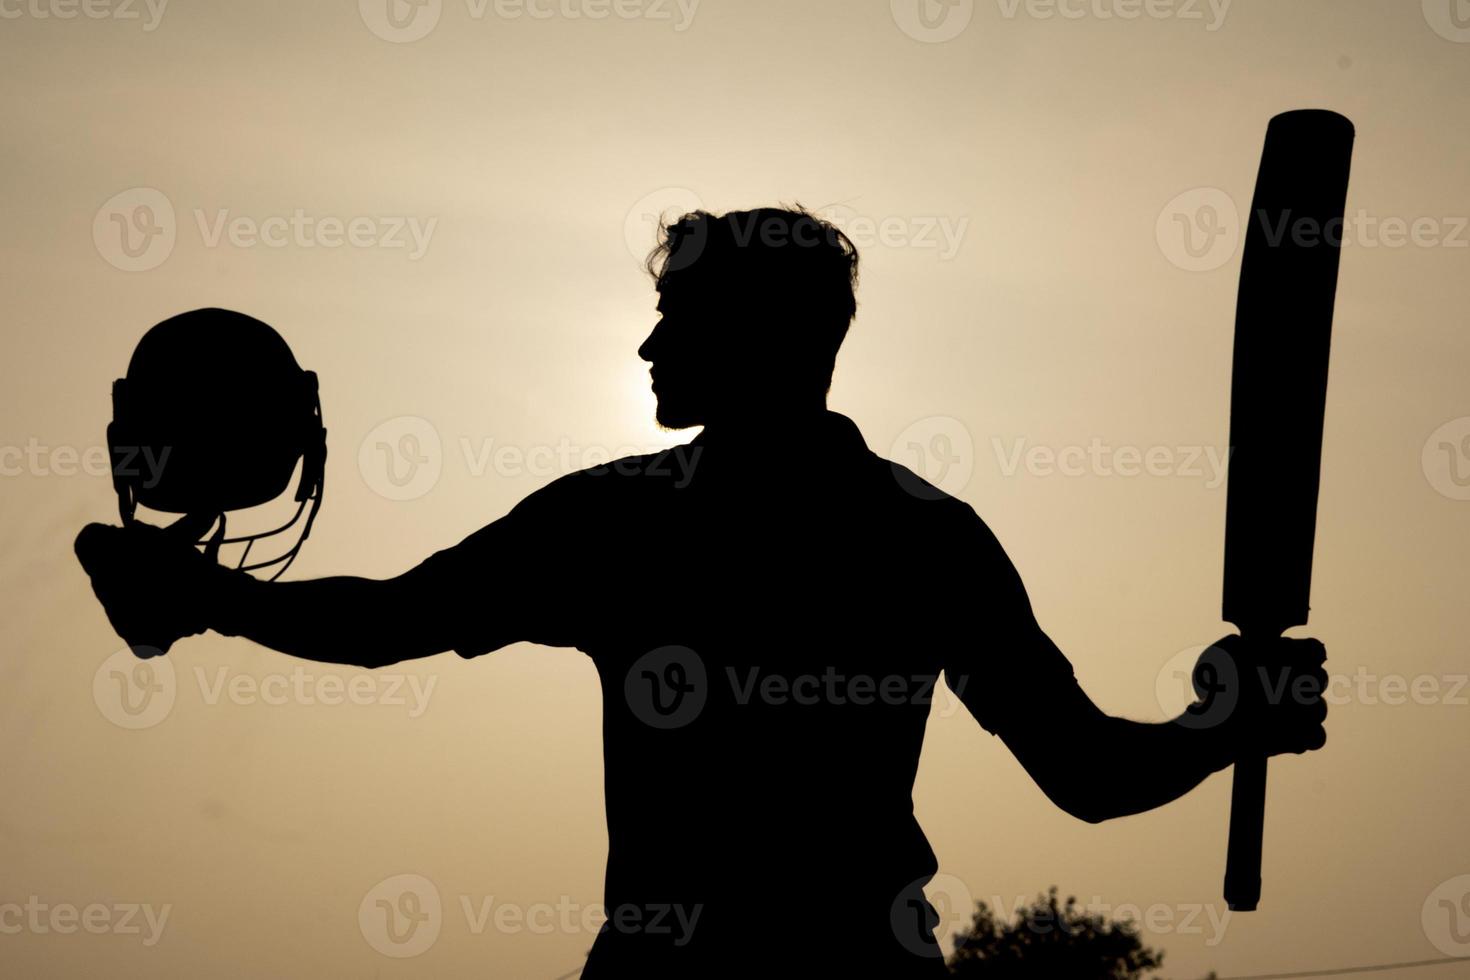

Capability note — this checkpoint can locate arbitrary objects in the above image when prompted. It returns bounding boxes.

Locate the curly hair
[644,205,860,391]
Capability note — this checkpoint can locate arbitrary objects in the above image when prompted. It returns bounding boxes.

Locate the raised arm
[942,508,1327,824]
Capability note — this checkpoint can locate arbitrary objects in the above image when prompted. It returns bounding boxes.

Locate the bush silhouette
[947,887,1184,979]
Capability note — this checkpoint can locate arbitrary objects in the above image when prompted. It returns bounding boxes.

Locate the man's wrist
[1173,709,1245,774]
[200,561,256,637]
[1201,721,1241,774]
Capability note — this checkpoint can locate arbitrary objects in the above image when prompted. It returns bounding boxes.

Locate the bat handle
[1224,752,1266,910]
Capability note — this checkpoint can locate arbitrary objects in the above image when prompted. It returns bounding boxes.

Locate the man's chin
[654,403,703,431]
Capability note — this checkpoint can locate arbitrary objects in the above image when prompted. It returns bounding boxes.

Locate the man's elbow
[1071,803,1123,825]
[1044,781,1128,825]
[1058,796,1115,825]
[347,646,424,670]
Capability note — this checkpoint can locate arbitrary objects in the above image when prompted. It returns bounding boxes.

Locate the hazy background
[2,0,1468,976]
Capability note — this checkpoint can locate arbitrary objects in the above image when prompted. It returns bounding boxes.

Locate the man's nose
[637,322,663,363]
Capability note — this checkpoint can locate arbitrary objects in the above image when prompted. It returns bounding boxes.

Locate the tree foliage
[947,887,1168,979]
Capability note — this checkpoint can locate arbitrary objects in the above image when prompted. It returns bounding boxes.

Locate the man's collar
[688,411,869,454]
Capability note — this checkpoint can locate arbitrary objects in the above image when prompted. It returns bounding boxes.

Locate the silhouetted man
[77,207,1328,978]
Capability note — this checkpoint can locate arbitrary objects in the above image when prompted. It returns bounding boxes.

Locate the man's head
[637,206,860,430]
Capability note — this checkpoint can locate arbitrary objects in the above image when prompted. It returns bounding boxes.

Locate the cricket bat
[1221,109,1354,912]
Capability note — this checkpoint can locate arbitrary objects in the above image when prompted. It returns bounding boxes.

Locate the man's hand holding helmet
[76,309,327,658]
[75,514,240,658]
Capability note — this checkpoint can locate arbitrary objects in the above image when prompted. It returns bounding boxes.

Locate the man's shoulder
[517,444,700,506]
[877,455,984,523]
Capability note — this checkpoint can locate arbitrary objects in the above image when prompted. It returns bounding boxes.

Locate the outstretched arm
[209,571,454,668]
[76,521,461,668]
[77,478,585,667]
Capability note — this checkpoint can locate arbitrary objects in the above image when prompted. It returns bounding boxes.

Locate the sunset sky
[3,0,1469,976]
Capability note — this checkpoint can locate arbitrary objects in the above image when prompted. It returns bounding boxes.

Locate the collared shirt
[410,411,1076,973]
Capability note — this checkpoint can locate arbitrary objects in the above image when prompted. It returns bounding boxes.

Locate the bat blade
[1223,109,1354,634]
[1221,109,1354,912]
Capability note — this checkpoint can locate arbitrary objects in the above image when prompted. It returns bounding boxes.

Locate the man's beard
[655,402,702,431]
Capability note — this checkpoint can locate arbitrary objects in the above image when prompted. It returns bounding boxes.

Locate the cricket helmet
[107,308,326,579]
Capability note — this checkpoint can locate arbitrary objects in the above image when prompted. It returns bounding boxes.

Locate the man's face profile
[636,208,859,431]
[639,272,738,431]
